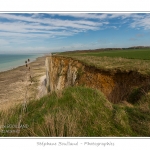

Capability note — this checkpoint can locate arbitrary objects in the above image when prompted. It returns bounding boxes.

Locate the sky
[0,13,150,54]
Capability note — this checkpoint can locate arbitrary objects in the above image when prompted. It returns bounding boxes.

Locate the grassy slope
[0,86,150,137]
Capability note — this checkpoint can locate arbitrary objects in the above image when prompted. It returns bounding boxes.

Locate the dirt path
[0,55,48,111]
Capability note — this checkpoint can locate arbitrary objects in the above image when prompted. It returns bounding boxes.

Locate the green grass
[83,49,150,60]
[59,49,150,60]
[57,49,150,75]
[0,86,150,137]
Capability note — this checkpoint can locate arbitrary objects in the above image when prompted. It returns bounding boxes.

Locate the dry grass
[58,55,150,75]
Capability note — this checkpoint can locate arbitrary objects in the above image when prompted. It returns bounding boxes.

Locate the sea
[0,54,43,72]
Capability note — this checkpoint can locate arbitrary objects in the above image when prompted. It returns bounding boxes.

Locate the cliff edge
[45,56,150,103]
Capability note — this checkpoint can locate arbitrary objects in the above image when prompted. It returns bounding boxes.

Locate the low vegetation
[58,48,150,75]
[59,48,150,60]
[82,49,150,60]
[0,86,150,137]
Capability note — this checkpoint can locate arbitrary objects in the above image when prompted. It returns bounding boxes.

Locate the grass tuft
[0,86,150,137]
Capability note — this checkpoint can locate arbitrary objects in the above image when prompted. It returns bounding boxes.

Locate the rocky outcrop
[45,56,83,92]
[45,56,150,103]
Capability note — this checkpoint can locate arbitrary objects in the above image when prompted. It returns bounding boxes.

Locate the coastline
[0,54,44,73]
[0,55,48,111]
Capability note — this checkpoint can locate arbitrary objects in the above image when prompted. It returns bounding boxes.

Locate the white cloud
[130,15,150,30]
[0,13,106,43]
[52,13,108,20]
[0,13,103,29]
[0,13,150,53]
[108,13,133,19]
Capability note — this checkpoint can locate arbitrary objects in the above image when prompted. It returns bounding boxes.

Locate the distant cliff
[45,56,150,103]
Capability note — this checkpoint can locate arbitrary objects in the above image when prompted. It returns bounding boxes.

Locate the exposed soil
[79,65,150,103]
[48,56,150,103]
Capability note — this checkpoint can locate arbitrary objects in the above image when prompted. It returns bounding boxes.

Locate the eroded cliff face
[46,56,150,103]
[45,56,83,92]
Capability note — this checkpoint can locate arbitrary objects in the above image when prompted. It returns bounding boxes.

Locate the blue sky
[0,13,150,54]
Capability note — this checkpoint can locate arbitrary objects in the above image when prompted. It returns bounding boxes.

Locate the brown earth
[79,66,150,103]
[0,56,47,111]
[47,56,150,103]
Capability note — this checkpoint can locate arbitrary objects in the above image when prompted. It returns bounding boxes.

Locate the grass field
[0,86,150,137]
[58,48,150,75]
[59,48,150,60]
[83,49,150,60]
